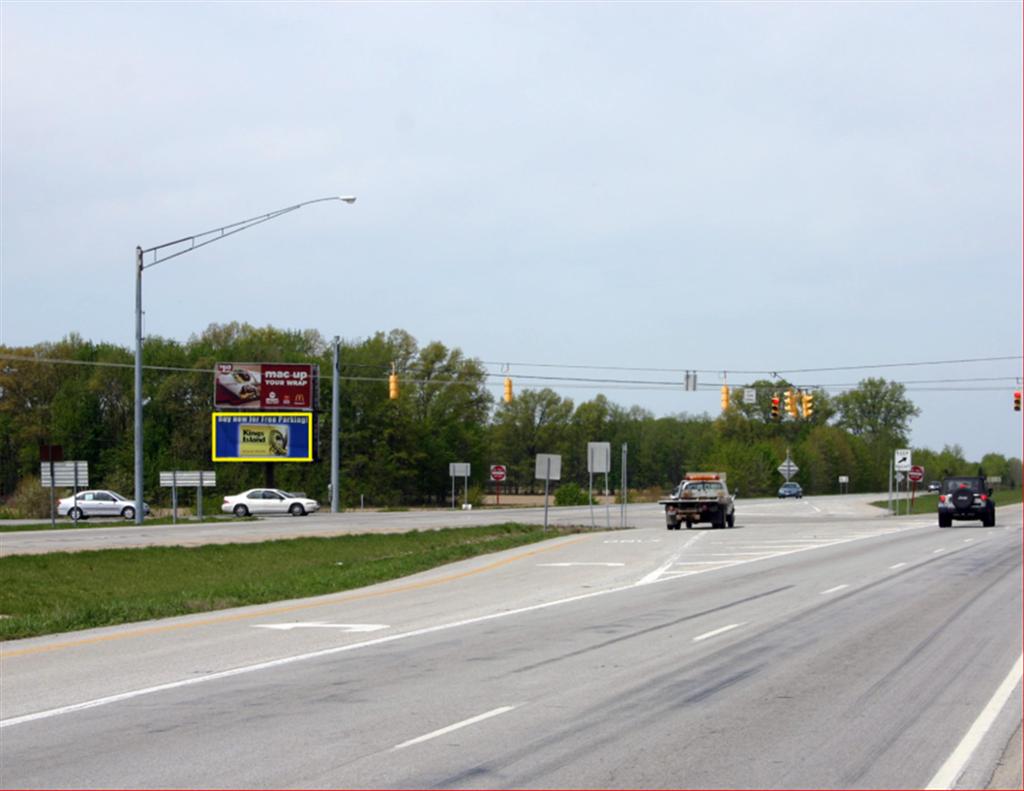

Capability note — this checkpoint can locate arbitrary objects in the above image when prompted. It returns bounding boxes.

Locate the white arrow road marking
[537,562,626,568]
[253,622,389,632]
[391,706,516,751]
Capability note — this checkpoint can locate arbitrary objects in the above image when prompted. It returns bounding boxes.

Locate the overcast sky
[2,1,1021,462]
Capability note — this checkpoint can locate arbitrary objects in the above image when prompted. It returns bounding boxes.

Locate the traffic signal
[802,392,814,419]
[1015,390,1021,411]
[388,372,399,400]
[720,385,730,413]
[771,394,780,420]
[504,377,513,403]
[784,389,797,417]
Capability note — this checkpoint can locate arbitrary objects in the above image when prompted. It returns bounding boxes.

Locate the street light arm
[134,193,356,524]
[141,196,356,269]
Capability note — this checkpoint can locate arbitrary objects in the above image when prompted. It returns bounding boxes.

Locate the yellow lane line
[2,535,591,659]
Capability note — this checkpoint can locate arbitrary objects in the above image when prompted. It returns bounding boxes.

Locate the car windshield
[943,478,982,494]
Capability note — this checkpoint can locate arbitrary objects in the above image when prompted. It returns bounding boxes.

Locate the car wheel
[983,510,995,527]
[289,503,306,517]
[233,504,249,518]
[727,512,735,528]
[939,513,952,528]
[685,519,693,529]
[69,506,85,520]
[121,506,135,520]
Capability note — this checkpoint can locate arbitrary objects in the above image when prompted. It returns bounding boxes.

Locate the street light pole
[331,335,340,513]
[133,196,356,524]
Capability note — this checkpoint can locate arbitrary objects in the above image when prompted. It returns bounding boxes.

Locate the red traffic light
[1015,390,1021,411]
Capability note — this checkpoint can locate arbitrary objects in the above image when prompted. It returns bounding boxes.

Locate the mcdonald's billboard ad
[214,363,318,410]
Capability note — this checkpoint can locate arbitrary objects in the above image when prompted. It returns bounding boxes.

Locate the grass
[869,493,940,516]
[0,514,255,532]
[0,523,593,640]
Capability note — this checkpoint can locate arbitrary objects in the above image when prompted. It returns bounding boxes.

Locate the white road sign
[777,460,799,477]
[39,461,89,488]
[449,463,470,478]
[535,454,562,481]
[895,449,912,471]
[160,471,217,487]
[587,442,611,474]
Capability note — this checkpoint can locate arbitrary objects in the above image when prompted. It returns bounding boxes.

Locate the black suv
[938,476,996,527]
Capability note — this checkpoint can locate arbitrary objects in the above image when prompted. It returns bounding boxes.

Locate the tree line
[0,323,1018,512]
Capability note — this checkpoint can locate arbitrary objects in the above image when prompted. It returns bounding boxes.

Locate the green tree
[833,378,920,446]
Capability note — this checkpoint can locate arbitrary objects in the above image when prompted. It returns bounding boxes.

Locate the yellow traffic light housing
[802,392,814,419]
[504,377,513,403]
[388,370,399,400]
[771,394,780,421]
[784,389,797,418]
[720,385,730,413]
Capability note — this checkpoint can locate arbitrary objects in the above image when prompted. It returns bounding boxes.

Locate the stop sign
[908,465,925,483]
[490,465,507,482]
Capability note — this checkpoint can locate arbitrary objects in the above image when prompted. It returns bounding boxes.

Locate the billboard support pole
[172,470,178,525]
[197,471,204,522]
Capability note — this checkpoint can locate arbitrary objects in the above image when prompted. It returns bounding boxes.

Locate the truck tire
[685,518,693,529]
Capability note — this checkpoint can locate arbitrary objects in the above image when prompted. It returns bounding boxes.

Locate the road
[1,498,1021,789]
[0,493,887,555]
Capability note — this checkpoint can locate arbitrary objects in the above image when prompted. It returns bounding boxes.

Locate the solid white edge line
[925,654,1023,790]
[693,623,743,642]
[391,706,516,751]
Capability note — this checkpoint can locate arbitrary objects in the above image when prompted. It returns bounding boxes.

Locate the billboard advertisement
[214,363,318,410]
[212,412,314,462]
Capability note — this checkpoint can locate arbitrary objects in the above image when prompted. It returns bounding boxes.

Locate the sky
[1,1,1021,463]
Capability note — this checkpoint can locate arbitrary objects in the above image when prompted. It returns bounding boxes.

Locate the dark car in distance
[778,482,803,499]
[938,476,995,527]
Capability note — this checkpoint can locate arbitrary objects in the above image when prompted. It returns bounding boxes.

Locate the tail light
[939,495,946,503]
[980,494,988,501]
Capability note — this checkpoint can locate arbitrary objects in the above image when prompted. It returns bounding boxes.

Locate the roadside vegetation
[1,324,1019,515]
[870,493,940,516]
[0,523,591,640]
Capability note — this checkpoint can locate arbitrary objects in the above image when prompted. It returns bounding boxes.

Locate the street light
[134,196,356,524]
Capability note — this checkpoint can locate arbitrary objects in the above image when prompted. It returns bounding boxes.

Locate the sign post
[587,442,612,529]
[908,465,924,510]
[449,463,470,509]
[535,454,562,531]
[490,465,507,505]
[160,471,217,523]
[895,449,912,515]
[40,461,89,525]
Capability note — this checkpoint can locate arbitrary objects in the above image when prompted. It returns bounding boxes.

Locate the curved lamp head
[338,196,357,204]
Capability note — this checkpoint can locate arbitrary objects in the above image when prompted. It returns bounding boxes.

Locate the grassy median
[0,523,589,641]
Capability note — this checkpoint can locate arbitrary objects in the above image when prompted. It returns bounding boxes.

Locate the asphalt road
[1,497,1021,789]
[1,493,890,555]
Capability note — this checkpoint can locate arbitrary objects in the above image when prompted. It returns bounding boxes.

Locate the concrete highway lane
[2,501,1020,788]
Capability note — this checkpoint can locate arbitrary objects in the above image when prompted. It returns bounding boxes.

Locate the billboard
[214,363,318,410]
[212,412,314,462]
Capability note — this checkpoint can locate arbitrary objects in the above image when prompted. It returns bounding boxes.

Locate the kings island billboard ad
[214,363,318,410]
[212,413,314,462]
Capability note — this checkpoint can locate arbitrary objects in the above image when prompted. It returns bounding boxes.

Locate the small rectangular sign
[587,442,611,474]
[449,463,470,477]
[212,412,314,462]
[39,461,89,488]
[535,454,562,481]
[894,449,912,471]
[160,471,217,487]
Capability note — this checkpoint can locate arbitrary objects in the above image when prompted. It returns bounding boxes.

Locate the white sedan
[57,490,150,520]
[222,488,320,517]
